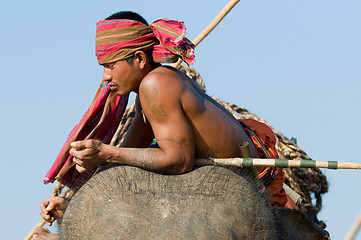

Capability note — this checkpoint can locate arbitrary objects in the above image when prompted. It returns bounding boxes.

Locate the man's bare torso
[139,66,259,159]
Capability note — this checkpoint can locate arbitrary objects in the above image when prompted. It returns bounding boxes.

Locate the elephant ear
[276,208,330,240]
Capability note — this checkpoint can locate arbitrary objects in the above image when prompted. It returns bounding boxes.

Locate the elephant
[60,165,330,239]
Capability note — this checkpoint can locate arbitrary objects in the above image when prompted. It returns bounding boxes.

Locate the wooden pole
[24,183,64,240]
[192,0,241,46]
[172,0,241,68]
[195,158,361,170]
[344,211,361,240]
[24,220,47,240]
[26,101,99,239]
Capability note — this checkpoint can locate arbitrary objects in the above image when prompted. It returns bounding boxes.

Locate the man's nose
[102,69,112,82]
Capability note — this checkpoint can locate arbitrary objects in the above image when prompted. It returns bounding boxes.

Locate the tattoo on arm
[111,148,162,171]
[107,138,190,173]
[156,138,188,145]
[130,148,161,170]
[143,82,167,117]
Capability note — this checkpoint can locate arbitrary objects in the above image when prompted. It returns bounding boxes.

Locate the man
[35,11,291,239]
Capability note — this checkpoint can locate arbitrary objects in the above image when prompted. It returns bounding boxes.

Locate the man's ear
[134,51,147,69]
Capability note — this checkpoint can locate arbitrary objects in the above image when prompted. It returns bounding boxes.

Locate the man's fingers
[46,216,55,226]
[73,156,87,172]
[71,139,96,150]
[69,148,84,159]
[70,140,85,149]
[40,201,48,214]
[72,157,83,165]
[75,164,87,173]
[70,147,93,159]
[46,201,54,211]
[39,209,50,220]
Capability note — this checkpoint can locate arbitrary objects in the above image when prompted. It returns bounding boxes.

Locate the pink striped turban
[95,18,195,65]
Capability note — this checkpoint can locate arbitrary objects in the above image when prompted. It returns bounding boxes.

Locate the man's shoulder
[138,67,186,118]
[145,66,183,81]
[140,66,185,94]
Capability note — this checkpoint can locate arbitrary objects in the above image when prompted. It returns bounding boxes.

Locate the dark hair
[105,11,149,25]
[105,11,160,68]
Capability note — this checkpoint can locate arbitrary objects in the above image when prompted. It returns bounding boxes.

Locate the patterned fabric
[95,18,195,65]
[43,83,129,188]
[239,119,290,208]
[239,119,279,186]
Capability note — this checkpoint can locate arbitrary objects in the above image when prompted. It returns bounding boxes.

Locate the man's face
[101,59,141,95]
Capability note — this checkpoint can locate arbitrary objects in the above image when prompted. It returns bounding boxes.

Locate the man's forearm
[102,144,184,173]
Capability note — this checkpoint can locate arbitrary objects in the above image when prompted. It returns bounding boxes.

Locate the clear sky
[1,0,360,239]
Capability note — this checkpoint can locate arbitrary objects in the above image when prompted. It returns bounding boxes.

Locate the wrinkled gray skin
[60,166,329,240]
[276,208,330,240]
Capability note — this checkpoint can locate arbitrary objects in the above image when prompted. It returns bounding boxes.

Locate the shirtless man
[69,57,260,173]
[35,11,263,239]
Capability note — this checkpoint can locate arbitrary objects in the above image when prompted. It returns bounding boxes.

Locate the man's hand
[33,227,59,240]
[70,139,108,172]
[39,196,69,226]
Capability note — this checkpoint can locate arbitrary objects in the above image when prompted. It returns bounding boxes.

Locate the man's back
[139,66,260,161]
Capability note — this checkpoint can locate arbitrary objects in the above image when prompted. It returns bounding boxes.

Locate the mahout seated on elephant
[35,11,311,239]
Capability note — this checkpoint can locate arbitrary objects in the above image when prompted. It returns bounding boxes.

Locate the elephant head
[60,165,329,239]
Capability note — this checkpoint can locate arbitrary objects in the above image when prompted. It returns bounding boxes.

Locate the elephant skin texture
[60,165,329,239]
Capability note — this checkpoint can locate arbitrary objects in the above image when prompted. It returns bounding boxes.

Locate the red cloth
[43,82,129,188]
[150,19,195,65]
[95,18,195,65]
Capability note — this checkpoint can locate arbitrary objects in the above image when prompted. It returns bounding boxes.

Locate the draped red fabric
[43,83,129,188]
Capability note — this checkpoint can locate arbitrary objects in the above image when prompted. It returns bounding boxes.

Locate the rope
[214,96,328,225]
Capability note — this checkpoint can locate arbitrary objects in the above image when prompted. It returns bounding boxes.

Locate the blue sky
[1,0,360,239]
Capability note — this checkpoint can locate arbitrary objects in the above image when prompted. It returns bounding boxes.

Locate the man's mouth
[108,84,117,90]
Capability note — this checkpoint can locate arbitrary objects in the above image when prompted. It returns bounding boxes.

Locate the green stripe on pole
[300,160,316,168]
[275,159,289,168]
[242,158,253,167]
[328,161,338,169]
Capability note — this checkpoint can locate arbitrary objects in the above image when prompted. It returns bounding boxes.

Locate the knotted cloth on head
[95,18,195,65]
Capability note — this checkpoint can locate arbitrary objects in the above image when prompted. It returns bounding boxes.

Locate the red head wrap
[95,18,195,65]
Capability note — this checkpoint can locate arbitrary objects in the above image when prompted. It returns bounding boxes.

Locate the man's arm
[70,71,195,174]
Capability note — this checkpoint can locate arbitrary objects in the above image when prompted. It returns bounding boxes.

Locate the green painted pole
[195,158,361,170]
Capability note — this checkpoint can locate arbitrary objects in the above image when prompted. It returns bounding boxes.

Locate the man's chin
[114,89,131,95]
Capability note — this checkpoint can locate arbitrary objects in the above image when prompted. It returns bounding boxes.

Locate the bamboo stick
[24,183,64,240]
[24,219,47,240]
[26,104,96,238]
[344,211,361,240]
[54,121,100,182]
[195,158,361,170]
[172,0,241,68]
[192,0,240,46]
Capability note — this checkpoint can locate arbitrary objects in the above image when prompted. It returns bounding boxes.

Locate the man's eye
[104,64,114,70]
